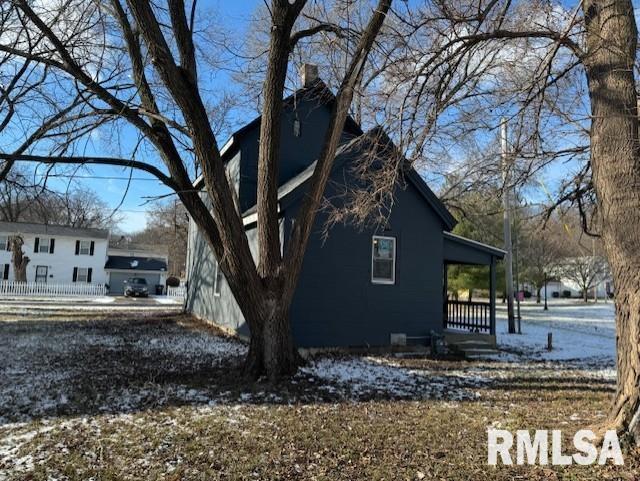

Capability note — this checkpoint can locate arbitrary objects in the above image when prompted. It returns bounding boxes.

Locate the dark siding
[284,166,446,348]
[237,97,355,212]
[187,165,447,348]
[187,95,449,347]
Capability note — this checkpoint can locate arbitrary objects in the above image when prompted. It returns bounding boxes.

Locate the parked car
[124,277,149,297]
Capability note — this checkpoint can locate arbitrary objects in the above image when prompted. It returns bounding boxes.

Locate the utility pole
[501,118,516,334]
[592,237,598,303]
[513,220,522,333]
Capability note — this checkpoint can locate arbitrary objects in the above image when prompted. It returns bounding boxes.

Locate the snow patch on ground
[154,297,182,305]
[136,332,246,359]
[0,318,248,424]
[92,296,116,304]
[494,301,615,367]
[299,357,490,401]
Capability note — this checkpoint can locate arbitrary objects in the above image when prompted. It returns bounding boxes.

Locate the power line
[41,174,164,182]
[111,209,153,213]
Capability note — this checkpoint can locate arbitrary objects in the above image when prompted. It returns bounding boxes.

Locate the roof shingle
[0,221,109,239]
[105,256,167,271]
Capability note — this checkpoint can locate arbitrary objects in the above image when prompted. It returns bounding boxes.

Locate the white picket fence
[166,285,187,299]
[0,281,107,298]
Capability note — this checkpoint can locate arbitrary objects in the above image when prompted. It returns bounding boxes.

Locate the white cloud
[117,210,149,234]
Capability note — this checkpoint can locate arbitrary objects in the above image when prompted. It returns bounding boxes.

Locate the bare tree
[129,200,189,277]
[9,235,29,282]
[409,0,640,443]
[285,0,640,441]
[0,167,117,229]
[0,0,392,379]
[559,255,609,303]
[520,217,565,303]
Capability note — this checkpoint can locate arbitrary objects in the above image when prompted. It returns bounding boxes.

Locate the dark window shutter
[49,238,55,254]
[3,264,8,280]
[72,267,78,282]
[75,241,80,255]
[87,268,92,283]
[90,241,95,256]
[34,237,39,253]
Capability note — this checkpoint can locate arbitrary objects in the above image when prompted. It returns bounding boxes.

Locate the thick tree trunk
[583,0,640,443]
[243,297,300,380]
[10,236,29,282]
[536,287,541,304]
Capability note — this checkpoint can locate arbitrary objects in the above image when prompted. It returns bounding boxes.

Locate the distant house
[541,256,613,300]
[0,221,168,294]
[0,221,109,285]
[105,247,168,294]
[186,66,505,348]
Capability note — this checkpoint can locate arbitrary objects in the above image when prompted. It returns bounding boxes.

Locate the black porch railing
[444,300,491,333]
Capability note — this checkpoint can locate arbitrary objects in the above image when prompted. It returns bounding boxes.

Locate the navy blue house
[186,68,504,348]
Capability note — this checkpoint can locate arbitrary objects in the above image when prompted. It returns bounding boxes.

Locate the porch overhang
[443,232,505,265]
[442,232,505,337]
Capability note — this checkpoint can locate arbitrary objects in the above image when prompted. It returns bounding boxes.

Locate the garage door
[108,272,161,295]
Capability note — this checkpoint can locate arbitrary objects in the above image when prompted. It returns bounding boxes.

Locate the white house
[0,221,170,295]
[538,255,613,300]
[0,221,109,285]
[541,278,613,300]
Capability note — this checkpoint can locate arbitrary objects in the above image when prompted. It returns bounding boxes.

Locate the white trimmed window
[79,240,91,255]
[0,235,7,251]
[38,238,51,253]
[76,267,89,283]
[371,236,396,284]
[213,262,223,296]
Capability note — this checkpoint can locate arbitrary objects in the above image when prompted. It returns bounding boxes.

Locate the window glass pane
[372,236,395,283]
[373,259,393,280]
[39,238,50,253]
[77,268,88,282]
[214,263,223,295]
[0,236,6,250]
[373,238,394,260]
[79,241,91,255]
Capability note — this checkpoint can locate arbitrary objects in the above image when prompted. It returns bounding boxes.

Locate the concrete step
[445,337,500,359]
[444,331,496,347]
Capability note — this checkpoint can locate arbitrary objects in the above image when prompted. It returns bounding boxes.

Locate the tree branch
[284,0,393,298]
[0,153,180,191]
[168,0,198,83]
[290,23,349,49]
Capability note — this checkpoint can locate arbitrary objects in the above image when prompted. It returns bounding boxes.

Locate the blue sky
[26,0,603,232]
[42,0,263,233]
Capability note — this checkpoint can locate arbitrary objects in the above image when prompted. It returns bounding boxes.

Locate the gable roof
[193,79,362,190]
[0,221,109,239]
[242,127,457,231]
[225,79,363,146]
[105,255,167,271]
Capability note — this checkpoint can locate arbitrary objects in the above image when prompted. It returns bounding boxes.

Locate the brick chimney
[299,63,319,88]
